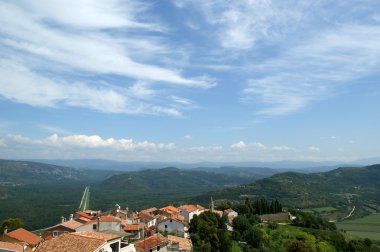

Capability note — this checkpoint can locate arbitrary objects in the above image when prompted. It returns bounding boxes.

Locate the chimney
[97,217,100,232]
[69,214,73,221]
[61,216,65,223]
[4,226,8,234]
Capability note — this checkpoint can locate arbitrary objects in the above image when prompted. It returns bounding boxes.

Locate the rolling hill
[90,167,253,211]
[193,164,380,219]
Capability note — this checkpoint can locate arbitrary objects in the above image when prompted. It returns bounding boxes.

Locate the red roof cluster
[5,228,42,246]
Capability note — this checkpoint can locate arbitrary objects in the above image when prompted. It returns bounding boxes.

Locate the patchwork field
[337,213,380,241]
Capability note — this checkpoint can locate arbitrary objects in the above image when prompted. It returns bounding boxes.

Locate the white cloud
[171,96,193,106]
[180,0,305,50]
[184,135,192,140]
[0,0,216,116]
[0,59,181,116]
[231,141,266,150]
[0,139,6,147]
[243,24,380,116]
[188,145,223,152]
[8,134,175,151]
[272,145,293,151]
[308,146,320,152]
[231,141,247,149]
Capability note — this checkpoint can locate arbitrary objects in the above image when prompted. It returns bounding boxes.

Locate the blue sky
[0,0,379,162]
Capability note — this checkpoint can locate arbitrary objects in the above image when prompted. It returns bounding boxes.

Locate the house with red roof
[157,218,188,238]
[75,215,125,235]
[133,233,168,252]
[1,228,42,251]
[123,224,145,239]
[43,219,82,240]
[36,231,136,252]
[0,241,25,252]
[179,204,205,223]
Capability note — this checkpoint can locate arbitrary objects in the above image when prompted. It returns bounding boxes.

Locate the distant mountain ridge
[25,157,380,172]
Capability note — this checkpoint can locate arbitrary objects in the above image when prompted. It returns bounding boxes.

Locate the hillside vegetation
[91,167,253,211]
[194,165,380,220]
[0,159,85,185]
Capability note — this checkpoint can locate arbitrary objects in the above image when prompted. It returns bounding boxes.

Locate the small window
[52,231,59,237]
[165,225,167,228]
[170,220,172,223]
[93,224,97,230]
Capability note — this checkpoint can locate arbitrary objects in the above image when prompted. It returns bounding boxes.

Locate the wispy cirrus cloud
[174,1,380,117]
[244,24,380,116]
[0,0,214,116]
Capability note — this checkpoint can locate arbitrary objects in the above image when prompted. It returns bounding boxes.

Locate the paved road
[78,186,90,211]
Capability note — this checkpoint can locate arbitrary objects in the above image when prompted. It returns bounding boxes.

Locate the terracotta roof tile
[5,228,42,246]
[167,235,192,251]
[179,205,198,213]
[71,231,120,241]
[36,233,104,252]
[159,206,179,215]
[124,225,141,231]
[0,241,24,252]
[47,220,83,231]
[134,234,167,251]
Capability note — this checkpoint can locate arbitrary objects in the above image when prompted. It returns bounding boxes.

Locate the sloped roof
[72,231,120,241]
[5,228,42,246]
[159,206,180,215]
[167,235,192,251]
[0,241,24,252]
[138,212,155,221]
[78,215,121,228]
[134,234,167,251]
[179,204,205,213]
[46,220,82,231]
[224,209,236,214]
[124,225,141,231]
[36,233,105,252]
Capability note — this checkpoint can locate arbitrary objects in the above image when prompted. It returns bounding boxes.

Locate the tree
[189,211,232,252]
[232,216,251,235]
[244,226,263,249]
[287,240,313,252]
[0,218,24,233]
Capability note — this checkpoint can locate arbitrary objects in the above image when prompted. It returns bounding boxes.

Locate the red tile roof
[138,212,155,221]
[179,205,198,213]
[167,235,192,251]
[159,206,180,215]
[36,233,105,252]
[5,228,42,246]
[124,225,141,231]
[71,231,120,241]
[47,220,82,231]
[224,209,236,214]
[84,215,121,225]
[179,204,205,213]
[134,234,167,251]
[0,241,24,252]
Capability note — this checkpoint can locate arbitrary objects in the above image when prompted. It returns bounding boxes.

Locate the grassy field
[310,207,337,213]
[337,213,380,241]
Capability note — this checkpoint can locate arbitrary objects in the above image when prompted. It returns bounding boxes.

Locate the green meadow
[337,213,380,241]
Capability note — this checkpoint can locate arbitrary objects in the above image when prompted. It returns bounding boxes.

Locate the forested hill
[0,159,86,184]
[91,167,253,210]
[190,166,278,180]
[101,167,252,192]
[193,164,380,210]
